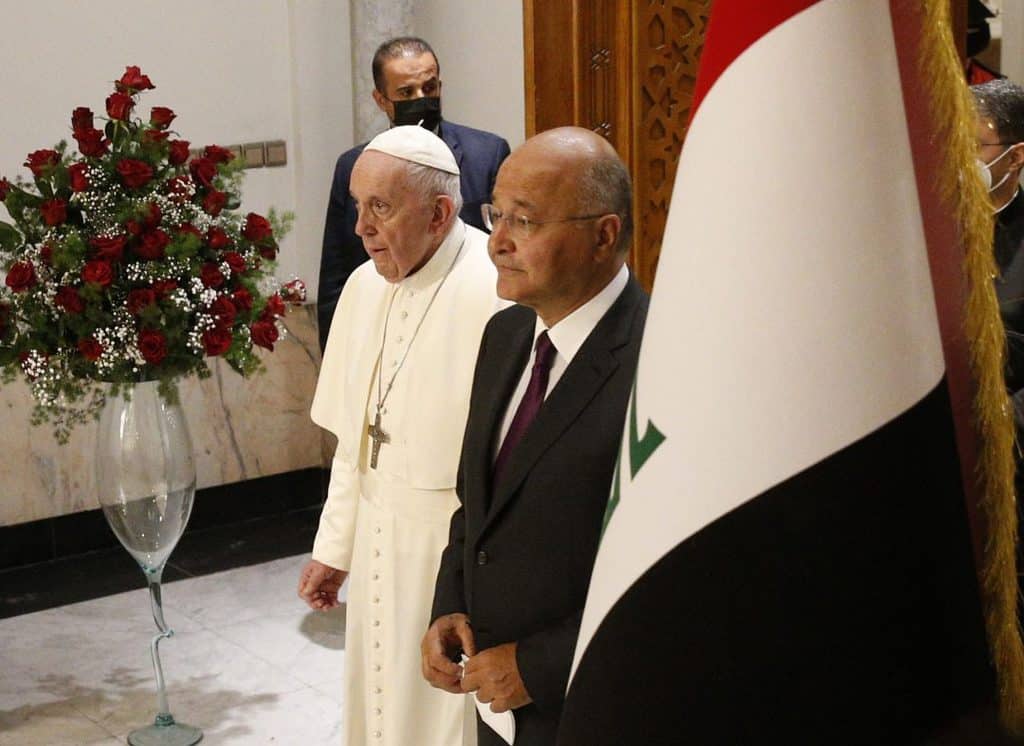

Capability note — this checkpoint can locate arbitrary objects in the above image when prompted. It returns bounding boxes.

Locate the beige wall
[1000,2,1024,84]
[414,0,526,149]
[0,0,353,304]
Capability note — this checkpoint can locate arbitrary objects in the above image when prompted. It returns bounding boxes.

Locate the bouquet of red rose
[0,66,298,442]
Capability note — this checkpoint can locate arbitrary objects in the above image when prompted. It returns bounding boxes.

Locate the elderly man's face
[351,151,436,282]
[487,150,605,324]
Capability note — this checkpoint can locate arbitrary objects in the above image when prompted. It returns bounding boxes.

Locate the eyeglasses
[481,203,608,240]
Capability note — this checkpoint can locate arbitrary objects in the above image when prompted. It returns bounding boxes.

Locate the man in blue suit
[317,36,511,351]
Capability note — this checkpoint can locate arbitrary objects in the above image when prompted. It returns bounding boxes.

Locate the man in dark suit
[422,127,648,745]
[317,36,510,351]
[972,80,1024,592]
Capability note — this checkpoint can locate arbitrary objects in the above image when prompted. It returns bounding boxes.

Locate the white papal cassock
[311,218,496,746]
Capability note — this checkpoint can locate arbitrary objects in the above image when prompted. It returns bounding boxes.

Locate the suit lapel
[480,280,641,536]
[467,314,533,519]
[440,121,466,171]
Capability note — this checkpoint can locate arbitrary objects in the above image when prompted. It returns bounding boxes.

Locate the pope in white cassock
[298,125,497,746]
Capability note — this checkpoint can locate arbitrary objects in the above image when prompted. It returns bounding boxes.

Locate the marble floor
[0,555,347,745]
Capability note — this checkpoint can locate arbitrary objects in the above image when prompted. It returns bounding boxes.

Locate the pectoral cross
[367,410,390,469]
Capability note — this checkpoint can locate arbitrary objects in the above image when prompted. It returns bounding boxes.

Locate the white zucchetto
[364,125,460,175]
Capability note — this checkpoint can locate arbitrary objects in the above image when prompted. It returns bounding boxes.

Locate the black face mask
[391,97,442,131]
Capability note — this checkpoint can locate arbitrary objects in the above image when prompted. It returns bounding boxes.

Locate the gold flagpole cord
[920,0,1024,732]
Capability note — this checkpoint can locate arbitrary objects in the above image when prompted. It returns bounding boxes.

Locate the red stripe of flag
[691,0,821,117]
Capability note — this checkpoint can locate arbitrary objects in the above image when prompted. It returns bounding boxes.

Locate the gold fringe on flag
[920,0,1024,732]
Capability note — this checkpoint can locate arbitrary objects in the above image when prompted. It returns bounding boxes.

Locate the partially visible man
[300,125,498,746]
[972,80,1024,578]
[317,36,510,351]
[422,127,647,746]
[972,82,1024,417]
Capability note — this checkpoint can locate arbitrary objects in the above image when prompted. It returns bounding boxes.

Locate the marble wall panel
[0,307,327,527]
[350,0,415,143]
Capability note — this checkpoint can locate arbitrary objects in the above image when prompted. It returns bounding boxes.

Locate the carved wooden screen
[631,1,711,289]
[523,0,712,291]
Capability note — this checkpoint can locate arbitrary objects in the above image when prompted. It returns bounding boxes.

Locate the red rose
[81,260,113,287]
[136,229,170,260]
[5,261,37,292]
[116,66,155,93]
[243,213,273,242]
[77,337,103,361]
[55,286,85,314]
[261,294,286,320]
[117,159,154,189]
[40,199,67,226]
[189,157,217,188]
[201,326,233,356]
[75,128,109,158]
[232,287,253,311]
[0,177,9,201]
[259,241,279,260]
[138,328,167,365]
[168,140,190,166]
[76,128,109,157]
[175,223,201,243]
[125,220,142,236]
[106,92,134,121]
[91,235,127,262]
[142,202,161,228]
[150,107,176,129]
[281,278,307,305]
[71,107,94,133]
[200,262,225,288]
[39,244,53,266]
[68,163,89,192]
[203,145,235,164]
[209,295,237,327]
[126,288,157,314]
[250,320,279,351]
[24,149,59,178]
[205,227,231,250]
[223,251,246,274]
[166,175,193,202]
[152,280,177,299]
[144,129,170,144]
[202,189,227,217]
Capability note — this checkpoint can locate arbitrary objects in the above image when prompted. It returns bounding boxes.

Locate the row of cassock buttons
[372,525,383,738]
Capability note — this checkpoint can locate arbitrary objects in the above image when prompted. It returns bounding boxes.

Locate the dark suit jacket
[316,119,510,351]
[432,277,648,746]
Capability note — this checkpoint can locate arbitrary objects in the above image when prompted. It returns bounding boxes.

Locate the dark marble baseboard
[0,468,328,618]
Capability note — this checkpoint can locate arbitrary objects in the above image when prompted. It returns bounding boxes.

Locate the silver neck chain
[375,237,466,415]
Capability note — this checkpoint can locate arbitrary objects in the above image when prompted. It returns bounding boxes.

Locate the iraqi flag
[557,1,996,743]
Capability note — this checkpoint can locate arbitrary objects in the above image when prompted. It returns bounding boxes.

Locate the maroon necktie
[492,331,557,486]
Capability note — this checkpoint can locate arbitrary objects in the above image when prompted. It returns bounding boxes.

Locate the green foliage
[0,222,20,250]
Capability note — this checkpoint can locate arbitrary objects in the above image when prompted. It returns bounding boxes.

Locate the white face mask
[976,145,1017,192]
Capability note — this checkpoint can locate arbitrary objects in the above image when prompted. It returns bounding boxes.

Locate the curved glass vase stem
[147,572,174,725]
[127,576,203,745]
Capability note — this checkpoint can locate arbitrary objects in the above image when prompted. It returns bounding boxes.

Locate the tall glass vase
[96,381,203,746]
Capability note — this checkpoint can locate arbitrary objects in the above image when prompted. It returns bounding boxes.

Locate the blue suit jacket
[316,120,510,351]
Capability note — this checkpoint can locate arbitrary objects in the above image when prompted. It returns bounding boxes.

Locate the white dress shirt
[496,264,629,452]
